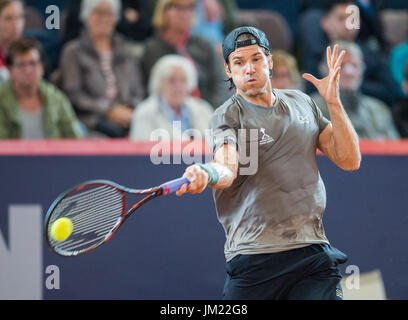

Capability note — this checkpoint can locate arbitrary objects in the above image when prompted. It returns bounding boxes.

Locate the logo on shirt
[298,115,310,124]
[259,128,275,145]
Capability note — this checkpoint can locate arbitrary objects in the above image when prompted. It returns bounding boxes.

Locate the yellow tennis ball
[50,217,73,241]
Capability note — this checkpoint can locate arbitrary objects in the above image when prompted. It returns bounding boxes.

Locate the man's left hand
[302,44,345,106]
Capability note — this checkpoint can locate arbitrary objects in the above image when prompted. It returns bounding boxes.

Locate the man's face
[225,45,273,97]
[339,52,363,91]
[165,0,195,33]
[0,1,25,47]
[321,4,358,42]
[9,49,44,88]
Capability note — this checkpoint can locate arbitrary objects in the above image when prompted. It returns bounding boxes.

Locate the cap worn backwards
[222,26,270,62]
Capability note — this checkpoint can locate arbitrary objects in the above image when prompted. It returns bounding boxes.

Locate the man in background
[301,0,397,106]
[0,38,83,139]
[312,41,400,140]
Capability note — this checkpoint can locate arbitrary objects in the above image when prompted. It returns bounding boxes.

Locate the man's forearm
[327,100,361,169]
[211,143,239,189]
[196,144,238,190]
[206,162,236,189]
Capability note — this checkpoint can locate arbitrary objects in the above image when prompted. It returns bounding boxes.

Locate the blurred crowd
[0,0,407,140]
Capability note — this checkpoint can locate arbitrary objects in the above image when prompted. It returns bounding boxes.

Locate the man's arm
[317,105,361,171]
[176,144,239,196]
[303,44,361,171]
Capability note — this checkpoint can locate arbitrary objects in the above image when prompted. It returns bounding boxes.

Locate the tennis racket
[44,177,189,257]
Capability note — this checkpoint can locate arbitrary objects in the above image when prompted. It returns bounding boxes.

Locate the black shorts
[223,244,348,300]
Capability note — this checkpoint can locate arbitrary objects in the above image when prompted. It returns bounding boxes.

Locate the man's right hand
[176,144,239,196]
[176,165,209,196]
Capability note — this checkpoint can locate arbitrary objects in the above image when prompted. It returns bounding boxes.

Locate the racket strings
[48,184,125,255]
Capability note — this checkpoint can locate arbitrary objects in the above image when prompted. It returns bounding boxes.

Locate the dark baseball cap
[222,26,270,62]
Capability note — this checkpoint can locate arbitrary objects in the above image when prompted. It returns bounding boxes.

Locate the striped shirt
[99,51,118,102]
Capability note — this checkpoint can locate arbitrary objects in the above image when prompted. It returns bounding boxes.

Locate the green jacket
[0,80,83,139]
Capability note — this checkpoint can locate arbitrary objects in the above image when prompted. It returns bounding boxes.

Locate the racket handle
[160,177,190,195]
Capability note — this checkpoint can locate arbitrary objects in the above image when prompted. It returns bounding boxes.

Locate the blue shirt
[192,0,224,45]
[390,40,408,97]
[159,98,191,133]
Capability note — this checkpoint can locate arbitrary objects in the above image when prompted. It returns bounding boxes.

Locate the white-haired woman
[59,0,144,137]
[130,55,214,141]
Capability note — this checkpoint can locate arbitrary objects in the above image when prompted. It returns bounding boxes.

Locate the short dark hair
[5,38,44,66]
[322,0,357,16]
[0,0,23,15]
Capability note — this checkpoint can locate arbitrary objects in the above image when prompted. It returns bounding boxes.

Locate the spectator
[191,0,238,55]
[0,38,82,139]
[62,0,154,46]
[301,0,386,50]
[141,0,231,109]
[270,50,302,90]
[301,0,397,106]
[150,0,237,48]
[130,55,213,141]
[392,60,408,137]
[389,38,408,98]
[59,0,144,138]
[22,1,67,76]
[0,0,24,84]
[0,0,61,81]
[311,41,400,140]
[192,0,224,53]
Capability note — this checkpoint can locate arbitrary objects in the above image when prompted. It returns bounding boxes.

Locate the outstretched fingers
[327,44,345,71]
[333,50,345,72]
[327,46,332,69]
[333,66,341,83]
[331,44,338,67]
[302,73,320,87]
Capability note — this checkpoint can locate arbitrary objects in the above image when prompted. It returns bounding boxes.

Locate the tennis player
[176,26,361,300]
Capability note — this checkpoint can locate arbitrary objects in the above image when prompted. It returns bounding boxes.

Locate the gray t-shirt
[209,89,331,262]
[19,107,46,139]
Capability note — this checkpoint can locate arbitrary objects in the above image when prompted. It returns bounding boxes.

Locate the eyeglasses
[92,10,115,18]
[0,14,24,23]
[13,60,41,69]
[168,3,195,11]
